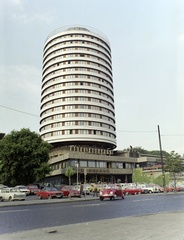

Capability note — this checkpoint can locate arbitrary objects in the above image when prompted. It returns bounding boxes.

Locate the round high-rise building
[40,26,116,149]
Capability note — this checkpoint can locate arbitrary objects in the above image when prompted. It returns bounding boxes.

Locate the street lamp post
[76,163,79,185]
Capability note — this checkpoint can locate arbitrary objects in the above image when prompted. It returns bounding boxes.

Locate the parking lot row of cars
[0,182,183,202]
[0,184,91,201]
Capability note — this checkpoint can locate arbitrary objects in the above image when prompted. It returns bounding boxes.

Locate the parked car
[165,185,182,192]
[15,185,30,195]
[165,186,174,192]
[176,184,184,191]
[27,184,40,195]
[36,187,64,199]
[99,184,125,201]
[0,187,26,201]
[89,183,95,192]
[153,184,164,192]
[124,186,142,195]
[137,184,159,193]
[83,184,91,195]
[0,184,8,190]
[73,184,90,195]
[61,185,81,197]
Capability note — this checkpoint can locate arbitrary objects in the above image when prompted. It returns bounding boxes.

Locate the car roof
[15,185,27,187]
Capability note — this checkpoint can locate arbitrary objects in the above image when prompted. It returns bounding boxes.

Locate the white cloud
[12,12,53,25]
[0,64,41,110]
[11,0,24,5]
[0,64,41,133]
[178,34,184,41]
[2,0,53,25]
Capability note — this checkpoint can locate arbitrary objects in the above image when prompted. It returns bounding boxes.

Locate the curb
[0,196,99,208]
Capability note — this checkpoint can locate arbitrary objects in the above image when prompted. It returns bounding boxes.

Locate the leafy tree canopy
[65,165,75,185]
[164,151,183,191]
[165,151,183,174]
[128,146,170,157]
[0,128,52,186]
[132,168,151,184]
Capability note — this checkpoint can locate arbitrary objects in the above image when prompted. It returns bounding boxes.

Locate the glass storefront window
[112,162,124,168]
[70,160,78,167]
[88,161,95,167]
[80,161,87,167]
[96,161,107,168]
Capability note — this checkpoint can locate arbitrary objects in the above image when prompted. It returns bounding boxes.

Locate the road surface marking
[0,209,29,213]
[133,199,154,202]
[73,203,106,207]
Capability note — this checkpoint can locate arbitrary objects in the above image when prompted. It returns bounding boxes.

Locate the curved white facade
[40,26,116,149]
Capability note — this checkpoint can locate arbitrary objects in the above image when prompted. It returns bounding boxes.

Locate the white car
[0,188,26,201]
[137,184,159,193]
[74,184,90,195]
[15,185,30,195]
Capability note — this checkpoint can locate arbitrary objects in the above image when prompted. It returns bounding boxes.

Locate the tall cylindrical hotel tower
[40,26,116,149]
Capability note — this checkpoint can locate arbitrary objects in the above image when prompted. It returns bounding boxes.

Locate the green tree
[0,128,52,186]
[65,165,75,185]
[33,162,52,183]
[132,168,151,184]
[153,173,169,187]
[165,151,183,191]
[132,147,169,156]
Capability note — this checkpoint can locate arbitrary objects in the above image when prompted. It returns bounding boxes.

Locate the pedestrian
[93,183,98,197]
[80,182,84,197]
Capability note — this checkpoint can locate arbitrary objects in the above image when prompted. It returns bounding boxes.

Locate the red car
[36,187,63,199]
[27,184,40,195]
[99,184,125,201]
[61,185,81,197]
[124,187,142,195]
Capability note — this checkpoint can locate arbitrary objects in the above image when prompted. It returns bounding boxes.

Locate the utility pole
[157,125,166,192]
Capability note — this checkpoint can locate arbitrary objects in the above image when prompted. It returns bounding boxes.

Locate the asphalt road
[0,193,184,235]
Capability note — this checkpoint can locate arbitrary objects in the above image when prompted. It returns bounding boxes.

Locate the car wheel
[9,196,12,201]
[100,197,104,201]
[48,195,52,199]
[149,190,152,194]
[110,197,113,200]
[38,195,42,199]
[113,194,117,200]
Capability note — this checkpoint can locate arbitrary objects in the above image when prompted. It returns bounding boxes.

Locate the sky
[0,0,184,155]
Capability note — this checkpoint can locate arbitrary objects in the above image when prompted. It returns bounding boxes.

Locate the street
[0,193,184,235]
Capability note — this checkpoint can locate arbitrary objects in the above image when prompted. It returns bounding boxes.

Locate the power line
[117,130,157,133]
[0,105,39,118]
[162,134,184,137]
[1,105,183,136]
[117,130,184,136]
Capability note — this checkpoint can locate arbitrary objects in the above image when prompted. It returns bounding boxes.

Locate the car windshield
[107,185,122,189]
[107,185,116,189]
[62,186,72,190]
[29,185,38,189]
[44,187,58,191]
[10,188,20,192]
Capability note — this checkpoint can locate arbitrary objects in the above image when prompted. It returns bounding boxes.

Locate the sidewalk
[0,194,98,207]
[1,211,184,240]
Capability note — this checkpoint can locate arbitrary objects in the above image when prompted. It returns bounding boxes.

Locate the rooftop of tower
[45,25,110,45]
